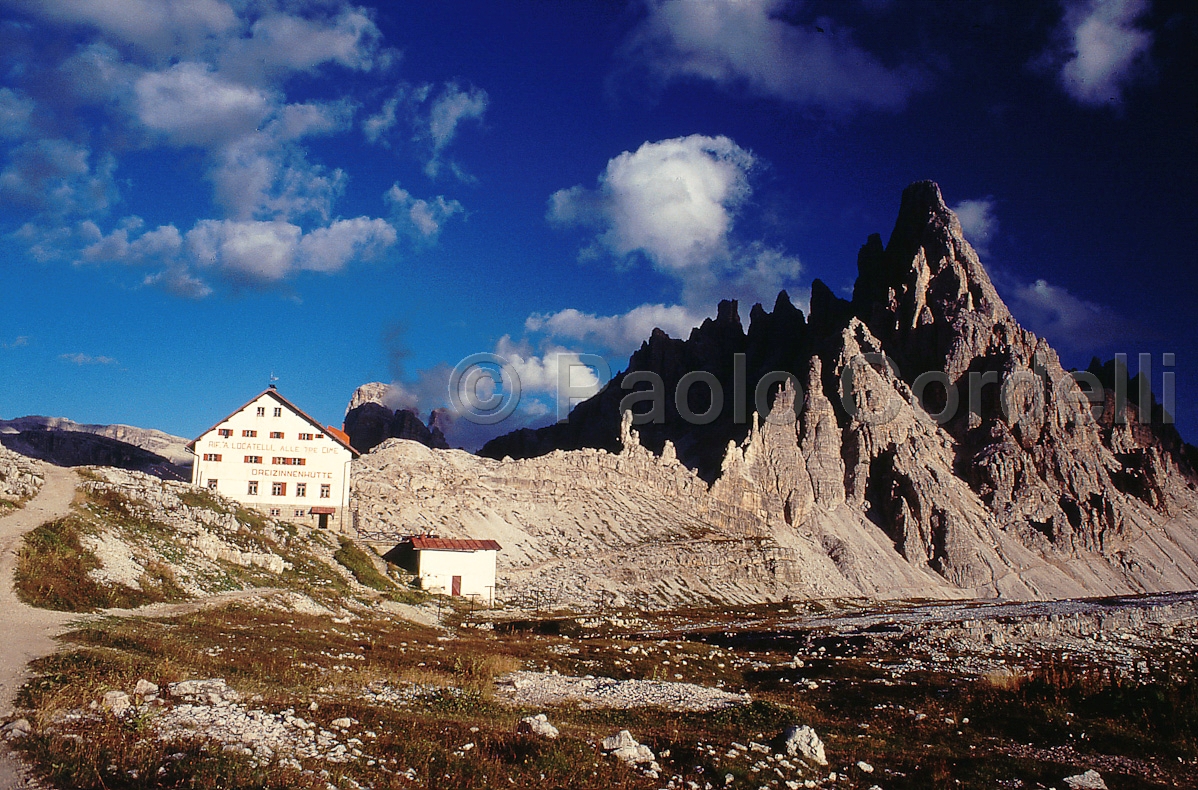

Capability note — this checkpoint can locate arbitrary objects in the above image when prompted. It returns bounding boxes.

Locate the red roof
[407,537,501,552]
[187,387,359,456]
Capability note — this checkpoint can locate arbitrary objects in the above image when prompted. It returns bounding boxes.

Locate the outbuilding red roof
[407,537,501,552]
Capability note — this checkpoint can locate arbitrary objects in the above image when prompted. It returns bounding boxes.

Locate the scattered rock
[1064,769,1108,790]
[102,691,131,717]
[331,718,353,730]
[134,679,159,697]
[1,718,31,741]
[516,713,559,739]
[856,760,874,773]
[602,729,656,771]
[781,725,827,766]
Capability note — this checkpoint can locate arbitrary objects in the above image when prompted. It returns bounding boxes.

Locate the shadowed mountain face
[0,416,192,480]
[342,384,449,454]
[0,430,188,481]
[473,181,1198,596]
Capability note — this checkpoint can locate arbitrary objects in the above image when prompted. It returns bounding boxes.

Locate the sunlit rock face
[352,182,1198,608]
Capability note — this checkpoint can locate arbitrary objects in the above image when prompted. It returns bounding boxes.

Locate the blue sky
[0,0,1194,448]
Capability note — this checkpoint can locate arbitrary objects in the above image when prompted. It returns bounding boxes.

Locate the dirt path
[0,464,80,789]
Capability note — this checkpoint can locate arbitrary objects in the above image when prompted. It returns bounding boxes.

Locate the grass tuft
[13,517,154,612]
[334,536,395,592]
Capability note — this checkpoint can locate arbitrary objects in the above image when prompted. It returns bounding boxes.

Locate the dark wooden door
[451,576,462,596]
[318,514,329,529]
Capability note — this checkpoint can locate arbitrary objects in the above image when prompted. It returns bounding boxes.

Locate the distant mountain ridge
[0,416,191,480]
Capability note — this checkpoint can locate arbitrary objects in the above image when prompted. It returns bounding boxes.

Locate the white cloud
[493,335,603,398]
[550,134,753,273]
[620,0,925,113]
[208,132,348,222]
[363,81,487,179]
[3,1,427,297]
[525,303,705,352]
[82,218,184,264]
[0,139,118,217]
[950,197,998,256]
[1040,0,1153,106]
[1,336,30,350]
[134,62,273,148]
[549,134,801,305]
[59,352,118,365]
[14,0,239,57]
[424,82,488,177]
[1006,277,1136,352]
[218,7,383,80]
[185,216,396,283]
[0,88,35,138]
[385,184,464,239]
[143,266,213,299]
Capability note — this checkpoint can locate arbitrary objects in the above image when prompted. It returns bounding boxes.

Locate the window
[271,482,286,496]
[295,483,307,497]
[207,479,218,490]
[242,430,257,437]
[294,509,305,517]
[244,455,262,464]
[316,434,324,439]
[256,407,265,417]
[273,407,282,417]
[270,431,284,439]
[320,484,331,499]
[218,429,233,438]
[269,508,280,517]
[271,457,306,466]
[298,433,314,441]
[202,453,222,462]
[247,481,258,495]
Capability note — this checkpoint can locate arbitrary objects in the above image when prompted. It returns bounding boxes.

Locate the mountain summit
[471,180,1198,599]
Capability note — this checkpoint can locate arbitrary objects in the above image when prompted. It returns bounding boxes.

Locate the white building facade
[387,537,500,602]
[188,387,358,531]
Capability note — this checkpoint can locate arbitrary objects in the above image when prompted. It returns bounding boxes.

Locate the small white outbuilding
[386,536,500,603]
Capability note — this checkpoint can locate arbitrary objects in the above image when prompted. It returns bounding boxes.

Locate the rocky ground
[4,586,1196,789]
[0,445,43,508]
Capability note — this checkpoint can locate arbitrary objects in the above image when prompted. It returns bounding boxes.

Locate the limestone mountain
[343,383,450,454]
[381,180,1198,605]
[0,416,191,480]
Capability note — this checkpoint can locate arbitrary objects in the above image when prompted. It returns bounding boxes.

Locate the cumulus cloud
[59,352,118,365]
[1,336,30,350]
[551,134,753,272]
[2,1,436,296]
[549,134,801,306]
[217,6,384,81]
[134,62,273,147]
[1006,277,1139,352]
[619,0,926,113]
[0,139,118,217]
[1038,0,1153,106]
[526,303,705,352]
[12,0,239,58]
[951,197,998,256]
[186,216,396,284]
[81,218,184,264]
[385,184,464,239]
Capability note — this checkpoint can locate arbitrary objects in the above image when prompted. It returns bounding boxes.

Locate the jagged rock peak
[345,382,394,416]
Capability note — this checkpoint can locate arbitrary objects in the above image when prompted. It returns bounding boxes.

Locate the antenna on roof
[269,372,279,390]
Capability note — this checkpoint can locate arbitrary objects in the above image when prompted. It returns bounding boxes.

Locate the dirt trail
[0,464,80,789]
